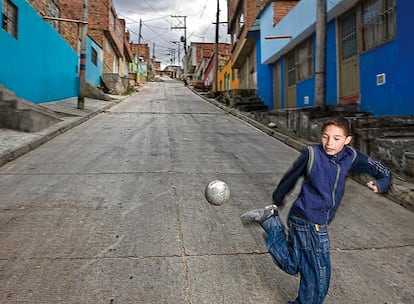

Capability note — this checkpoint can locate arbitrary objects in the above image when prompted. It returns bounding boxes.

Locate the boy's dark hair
[321,116,351,136]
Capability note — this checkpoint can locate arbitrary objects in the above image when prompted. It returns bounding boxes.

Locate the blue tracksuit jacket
[273,144,392,225]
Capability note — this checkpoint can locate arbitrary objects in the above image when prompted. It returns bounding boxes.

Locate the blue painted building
[86,37,104,87]
[0,0,82,103]
[259,0,414,116]
[0,0,80,103]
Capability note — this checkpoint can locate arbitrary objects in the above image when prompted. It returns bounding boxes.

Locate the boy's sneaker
[240,205,278,223]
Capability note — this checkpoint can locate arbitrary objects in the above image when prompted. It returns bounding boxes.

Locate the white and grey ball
[205,180,231,206]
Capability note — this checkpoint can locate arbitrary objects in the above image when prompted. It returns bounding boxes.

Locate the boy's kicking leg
[241,207,331,304]
[241,206,299,275]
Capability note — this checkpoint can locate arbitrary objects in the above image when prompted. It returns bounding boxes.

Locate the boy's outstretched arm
[351,150,392,193]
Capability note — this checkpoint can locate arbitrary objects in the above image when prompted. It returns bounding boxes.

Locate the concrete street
[0,79,413,303]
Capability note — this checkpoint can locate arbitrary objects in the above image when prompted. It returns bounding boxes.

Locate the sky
[112,0,230,68]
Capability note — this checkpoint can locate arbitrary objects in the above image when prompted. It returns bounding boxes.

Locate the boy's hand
[367,181,379,193]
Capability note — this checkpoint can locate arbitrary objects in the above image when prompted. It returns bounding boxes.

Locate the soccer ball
[205,180,231,206]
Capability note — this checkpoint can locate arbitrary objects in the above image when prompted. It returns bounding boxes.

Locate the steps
[0,85,62,132]
[231,96,268,112]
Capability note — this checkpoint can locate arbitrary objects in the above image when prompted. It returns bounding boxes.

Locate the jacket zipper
[327,161,341,224]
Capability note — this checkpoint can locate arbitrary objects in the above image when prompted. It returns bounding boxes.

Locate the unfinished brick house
[186,42,232,82]
[130,43,151,85]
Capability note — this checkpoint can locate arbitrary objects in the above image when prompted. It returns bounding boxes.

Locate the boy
[240,116,391,304]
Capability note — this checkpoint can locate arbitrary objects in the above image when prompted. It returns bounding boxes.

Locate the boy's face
[321,125,352,156]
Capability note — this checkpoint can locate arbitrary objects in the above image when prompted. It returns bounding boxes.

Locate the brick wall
[230,0,262,64]
[89,0,110,29]
[27,0,47,15]
[55,0,82,51]
[273,1,300,24]
[131,44,150,59]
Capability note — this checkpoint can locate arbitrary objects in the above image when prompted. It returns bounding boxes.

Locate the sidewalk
[0,95,125,168]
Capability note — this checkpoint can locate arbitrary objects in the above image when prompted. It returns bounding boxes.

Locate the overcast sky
[112,0,230,68]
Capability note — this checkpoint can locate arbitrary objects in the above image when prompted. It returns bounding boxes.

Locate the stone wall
[102,73,127,95]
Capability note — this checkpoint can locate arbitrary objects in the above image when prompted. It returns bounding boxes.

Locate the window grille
[361,0,396,51]
[286,52,296,87]
[46,0,60,31]
[341,11,358,60]
[2,0,18,38]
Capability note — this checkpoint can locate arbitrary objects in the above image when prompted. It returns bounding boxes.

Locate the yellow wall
[217,58,239,92]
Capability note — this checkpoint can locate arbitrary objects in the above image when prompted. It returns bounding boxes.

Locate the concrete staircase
[0,85,63,132]
[220,89,268,112]
[231,96,268,112]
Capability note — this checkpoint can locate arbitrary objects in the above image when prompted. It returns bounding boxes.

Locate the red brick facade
[273,1,300,24]
[130,44,150,60]
[228,0,266,64]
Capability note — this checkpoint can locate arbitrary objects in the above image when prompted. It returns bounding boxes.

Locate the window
[286,52,296,87]
[361,0,396,51]
[91,47,98,66]
[296,39,313,82]
[239,12,244,28]
[341,10,358,60]
[2,0,18,38]
[285,37,314,86]
[46,0,60,31]
[236,10,244,38]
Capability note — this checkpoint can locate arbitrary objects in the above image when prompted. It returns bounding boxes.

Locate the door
[273,60,282,109]
[285,52,296,108]
[339,8,360,104]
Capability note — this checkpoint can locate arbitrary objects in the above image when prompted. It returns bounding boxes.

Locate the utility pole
[171,16,187,76]
[138,19,142,46]
[213,0,220,93]
[77,0,88,109]
[136,19,143,84]
[315,0,327,108]
[171,41,181,67]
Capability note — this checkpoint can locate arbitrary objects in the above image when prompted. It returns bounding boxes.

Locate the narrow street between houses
[0,79,413,304]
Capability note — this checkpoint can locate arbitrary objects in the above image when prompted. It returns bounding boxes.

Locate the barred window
[361,0,396,51]
[2,0,18,38]
[286,52,296,87]
[46,0,60,31]
[341,11,358,60]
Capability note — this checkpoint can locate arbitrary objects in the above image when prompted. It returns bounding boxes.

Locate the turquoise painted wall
[0,0,79,103]
[86,37,103,87]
